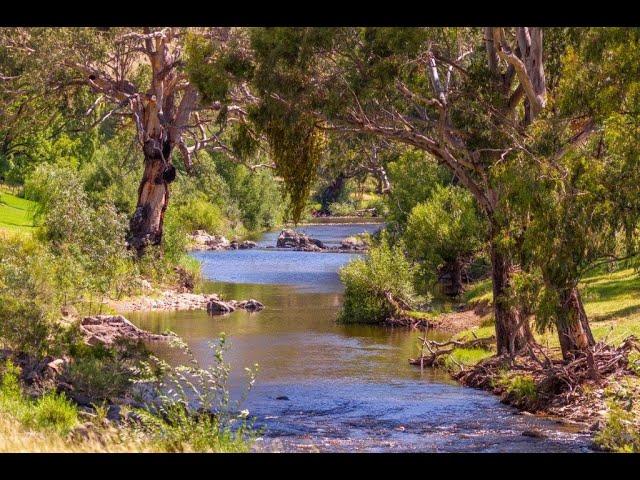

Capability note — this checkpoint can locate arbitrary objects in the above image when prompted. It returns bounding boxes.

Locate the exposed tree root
[453,336,640,422]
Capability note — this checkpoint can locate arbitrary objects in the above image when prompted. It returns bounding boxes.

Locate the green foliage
[0,361,78,437]
[66,341,147,402]
[30,391,79,436]
[134,335,257,452]
[338,234,420,324]
[496,373,538,406]
[595,399,640,452]
[385,149,450,235]
[404,185,484,287]
[0,296,54,356]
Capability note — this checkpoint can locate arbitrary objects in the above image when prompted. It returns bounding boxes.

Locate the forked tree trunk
[556,285,596,361]
[128,138,176,255]
[490,236,533,355]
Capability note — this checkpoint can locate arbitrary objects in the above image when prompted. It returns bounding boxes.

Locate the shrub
[404,185,484,293]
[0,296,54,356]
[595,400,640,452]
[30,392,78,436]
[133,335,258,452]
[496,373,538,407]
[338,235,421,323]
[0,360,78,437]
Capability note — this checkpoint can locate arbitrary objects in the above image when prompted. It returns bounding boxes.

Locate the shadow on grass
[583,274,640,301]
[590,304,640,323]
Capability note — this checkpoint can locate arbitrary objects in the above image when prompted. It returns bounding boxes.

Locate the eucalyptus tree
[0,27,259,254]
[506,27,640,360]
[244,27,558,355]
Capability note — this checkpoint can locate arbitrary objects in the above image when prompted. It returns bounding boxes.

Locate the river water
[127,223,592,452]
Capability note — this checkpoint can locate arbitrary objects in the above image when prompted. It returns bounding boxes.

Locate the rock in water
[340,236,368,251]
[276,229,325,250]
[206,299,237,315]
[189,230,230,251]
[237,299,265,311]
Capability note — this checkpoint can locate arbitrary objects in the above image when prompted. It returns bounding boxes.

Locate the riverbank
[417,266,640,451]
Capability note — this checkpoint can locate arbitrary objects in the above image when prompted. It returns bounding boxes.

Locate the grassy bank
[429,265,640,452]
[458,267,640,349]
[0,187,37,235]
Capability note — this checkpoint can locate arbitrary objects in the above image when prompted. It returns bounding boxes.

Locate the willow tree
[1,27,257,254]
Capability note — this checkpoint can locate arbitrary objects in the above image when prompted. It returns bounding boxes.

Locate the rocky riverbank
[189,230,257,251]
[276,229,369,252]
[110,290,263,314]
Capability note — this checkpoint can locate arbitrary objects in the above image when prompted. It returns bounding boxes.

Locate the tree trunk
[446,257,464,297]
[128,139,175,255]
[319,173,346,214]
[490,236,533,355]
[556,285,595,361]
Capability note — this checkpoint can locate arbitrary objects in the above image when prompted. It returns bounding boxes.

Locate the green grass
[444,347,493,369]
[462,278,493,305]
[458,266,640,349]
[0,188,37,234]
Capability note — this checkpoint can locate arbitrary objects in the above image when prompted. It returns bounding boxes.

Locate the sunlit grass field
[0,186,37,235]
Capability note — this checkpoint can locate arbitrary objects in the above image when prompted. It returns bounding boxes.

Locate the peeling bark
[556,286,596,361]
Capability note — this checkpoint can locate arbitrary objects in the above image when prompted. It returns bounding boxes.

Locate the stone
[206,299,237,315]
[276,229,325,250]
[237,299,265,311]
[46,358,67,376]
[80,315,170,347]
[339,236,368,251]
[239,240,257,249]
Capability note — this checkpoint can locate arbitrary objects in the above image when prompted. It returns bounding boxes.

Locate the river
[127,223,592,452]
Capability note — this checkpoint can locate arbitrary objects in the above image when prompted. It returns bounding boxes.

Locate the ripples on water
[128,223,592,452]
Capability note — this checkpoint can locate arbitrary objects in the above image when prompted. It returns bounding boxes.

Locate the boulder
[236,299,264,311]
[206,299,237,315]
[239,240,257,249]
[79,315,170,346]
[189,230,230,251]
[276,229,325,250]
[340,236,368,251]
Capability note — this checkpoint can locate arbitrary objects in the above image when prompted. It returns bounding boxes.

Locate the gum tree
[1,27,258,254]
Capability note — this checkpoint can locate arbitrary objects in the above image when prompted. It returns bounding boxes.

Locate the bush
[0,361,78,437]
[496,373,538,407]
[404,185,484,292]
[0,296,54,356]
[595,400,640,452]
[338,235,421,324]
[134,335,257,452]
[30,392,78,436]
[173,196,225,235]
